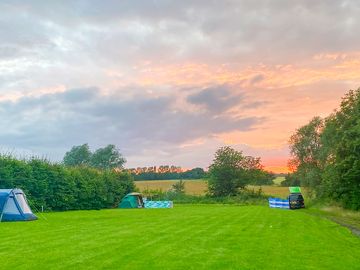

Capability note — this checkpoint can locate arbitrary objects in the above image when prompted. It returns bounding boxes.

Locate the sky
[1,0,360,173]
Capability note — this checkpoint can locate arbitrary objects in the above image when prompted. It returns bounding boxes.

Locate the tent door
[3,197,21,215]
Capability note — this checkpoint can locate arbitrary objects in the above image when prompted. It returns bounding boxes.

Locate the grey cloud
[1,0,358,168]
[59,87,98,103]
[0,87,262,160]
[0,10,54,60]
[1,1,360,66]
[187,86,243,113]
[250,74,265,85]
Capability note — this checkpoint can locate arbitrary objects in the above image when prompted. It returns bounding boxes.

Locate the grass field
[1,205,360,270]
[136,179,207,195]
[272,176,286,186]
[135,179,294,198]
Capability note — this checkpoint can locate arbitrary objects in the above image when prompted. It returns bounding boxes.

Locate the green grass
[306,205,360,233]
[1,205,360,269]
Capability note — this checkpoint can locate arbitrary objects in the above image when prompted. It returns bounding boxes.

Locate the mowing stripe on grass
[1,205,360,270]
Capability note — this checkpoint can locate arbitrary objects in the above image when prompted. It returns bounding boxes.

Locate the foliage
[90,144,126,169]
[208,147,247,196]
[132,167,206,180]
[63,144,92,166]
[281,173,301,187]
[0,155,134,211]
[207,146,272,197]
[62,144,126,170]
[288,116,324,189]
[141,188,166,201]
[320,89,360,209]
[289,88,360,210]
[171,179,185,194]
[247,169,275,185]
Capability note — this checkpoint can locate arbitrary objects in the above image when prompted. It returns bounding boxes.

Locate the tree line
[285,88,360,210]
[0,155,134,211]
[129,166,182,174]
[131,167,207,180]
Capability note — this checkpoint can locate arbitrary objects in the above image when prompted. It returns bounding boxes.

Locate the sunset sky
[1,1,360,173]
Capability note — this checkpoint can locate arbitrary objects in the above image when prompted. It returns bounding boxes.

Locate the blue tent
[0,189,37,222]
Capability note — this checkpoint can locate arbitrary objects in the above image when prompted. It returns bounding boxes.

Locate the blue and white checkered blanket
[144,201,173,208]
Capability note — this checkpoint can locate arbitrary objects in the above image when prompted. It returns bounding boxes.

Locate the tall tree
[321,89,360,209]
[90,144,126,169]
[63,144,91,166]
[288,117,324,190]
[288,88,360,209]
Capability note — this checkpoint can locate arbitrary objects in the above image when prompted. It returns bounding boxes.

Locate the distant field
[247,185,293,198]
[1,205,359,269]
[135,179,207,195]
[273,176,286,186]
[135,179,293,198]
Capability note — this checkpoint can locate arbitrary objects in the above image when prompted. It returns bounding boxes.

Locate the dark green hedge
[0,156,135,211]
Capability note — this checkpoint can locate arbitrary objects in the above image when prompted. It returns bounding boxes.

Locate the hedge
[0,156,135,211]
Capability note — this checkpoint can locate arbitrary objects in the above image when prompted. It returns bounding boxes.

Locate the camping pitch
[0,189,37,222]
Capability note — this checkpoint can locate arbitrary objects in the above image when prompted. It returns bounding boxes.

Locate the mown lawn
[1,205,360,270]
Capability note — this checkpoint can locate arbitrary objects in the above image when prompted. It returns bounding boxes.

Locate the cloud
[0,87,262,160]
[187,85,244,113]
[250,74,265,85]
[2,1,360,67]
[1,1,360,171]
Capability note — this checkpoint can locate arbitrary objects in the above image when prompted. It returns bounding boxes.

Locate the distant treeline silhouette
[129,167,207,180]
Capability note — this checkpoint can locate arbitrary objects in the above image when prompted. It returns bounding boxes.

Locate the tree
[90,144,126,169]
[288,88,360,209]
[281,173,301,187]
[172,179,185,194]
[320,89,360,209]
[182,167,206,179]
[63,144,91,166]
[208,146,249,196]
[249,170,275,185]
[288,117,324,190]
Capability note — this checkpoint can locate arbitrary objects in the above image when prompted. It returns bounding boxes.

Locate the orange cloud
[105,51,360,90]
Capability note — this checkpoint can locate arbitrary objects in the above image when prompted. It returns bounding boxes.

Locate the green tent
[119,193,144,208]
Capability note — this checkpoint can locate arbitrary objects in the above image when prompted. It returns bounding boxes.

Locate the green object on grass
[289,186,302,193]
[119,192,144,208]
